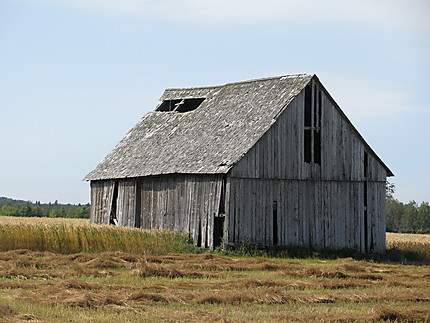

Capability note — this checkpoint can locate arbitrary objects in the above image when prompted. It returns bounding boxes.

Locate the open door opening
[214,177,227,248]
[110,181,119,225]
[214,216,225,248]
[273,201,278,246]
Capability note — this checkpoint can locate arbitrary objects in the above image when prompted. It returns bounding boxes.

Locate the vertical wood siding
[90,180,115,225]
[91,175,224,249]
[138,175,223,249]
[116,179,138,227]
[228,78,388,252]
[227,178,385,253]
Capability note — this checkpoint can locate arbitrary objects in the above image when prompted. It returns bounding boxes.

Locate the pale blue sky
[0,0,429,204]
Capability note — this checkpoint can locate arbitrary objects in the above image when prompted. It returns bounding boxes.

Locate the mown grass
[0,250,429,322]
[0,216,429,322]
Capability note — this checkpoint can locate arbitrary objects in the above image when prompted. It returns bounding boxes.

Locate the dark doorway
[110,181,119,225]
[273,201,278,246]
[214,215,225,248]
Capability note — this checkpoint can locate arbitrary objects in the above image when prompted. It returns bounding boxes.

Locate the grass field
[0,216,429,322]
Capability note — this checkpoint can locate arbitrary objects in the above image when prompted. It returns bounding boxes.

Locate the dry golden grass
[0,217,193,255]
[386,232,430,261]
[0,250,430,322]
[0,215,90,226]
[387,232,430,245]
[0,218,430,321]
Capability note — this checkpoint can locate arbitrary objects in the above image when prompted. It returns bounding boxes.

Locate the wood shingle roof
[85,74,313,180]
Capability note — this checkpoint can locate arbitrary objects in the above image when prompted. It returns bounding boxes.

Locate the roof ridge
[164,74,313,92]
[224,73,312,86]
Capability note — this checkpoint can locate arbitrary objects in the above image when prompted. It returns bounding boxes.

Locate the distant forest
[0,197,90,219]
[386,199,430,234]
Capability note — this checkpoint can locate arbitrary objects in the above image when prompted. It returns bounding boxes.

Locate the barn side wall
[139,174,224,249]
[228,78,388,253]
[90,175,224,249]
[226,178,385,253]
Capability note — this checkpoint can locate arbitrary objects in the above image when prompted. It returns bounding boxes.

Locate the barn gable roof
[84,74,393,181]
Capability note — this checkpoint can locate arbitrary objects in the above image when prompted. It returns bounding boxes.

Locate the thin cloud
[20,0,430,33]
[321,73,424,121]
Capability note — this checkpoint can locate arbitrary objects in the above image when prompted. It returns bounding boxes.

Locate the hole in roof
[156,98,205,113]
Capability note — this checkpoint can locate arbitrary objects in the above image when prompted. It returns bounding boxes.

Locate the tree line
[385,182,430,234]
[0,197,90,219]
[386,199,430,234]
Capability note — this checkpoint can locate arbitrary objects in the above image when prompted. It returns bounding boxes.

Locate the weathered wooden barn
[84,74,393,253]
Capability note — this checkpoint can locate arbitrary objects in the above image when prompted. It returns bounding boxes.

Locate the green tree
[19,205,33,217]
[0,204,19,217]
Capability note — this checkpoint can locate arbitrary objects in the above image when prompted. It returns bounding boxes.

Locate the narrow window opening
[304,130,312,163]
[313,86,318,128]
[363,150,369,252]
[364,151,368,178]
[304,85,312,127]
[304,84,322,165]
[318,90,322,129]
[363,181,368,253]
[273,201,278,246]
[314,130,321,165]
[156,98,205,113]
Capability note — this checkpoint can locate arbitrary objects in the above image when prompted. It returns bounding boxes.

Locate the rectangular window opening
[318,90,322,129]
[304,85,312,127]
[156,98,205,113]
[156,99,182,111]
[363,181,368,253]
[364,151,368,178]
[313,130,321,165]
[304,130,312,163]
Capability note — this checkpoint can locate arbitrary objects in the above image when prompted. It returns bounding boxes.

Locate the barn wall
[90,180,115,225]
[228,78,387,252]
[91,175,225,248]
[116,179,139,227]
[230,79,388,182]
[226,178,385,253]
[139,174,224,249]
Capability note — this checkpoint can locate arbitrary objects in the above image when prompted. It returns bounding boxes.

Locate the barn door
[116,179,139,227]
[90,180,116,225]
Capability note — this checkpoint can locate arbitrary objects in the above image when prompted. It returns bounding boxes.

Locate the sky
[0,0,429,204]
